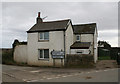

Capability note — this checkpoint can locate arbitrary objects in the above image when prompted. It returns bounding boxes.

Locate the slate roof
[27,19,70,33]
[73,23,96,34]
[70,42,91,49]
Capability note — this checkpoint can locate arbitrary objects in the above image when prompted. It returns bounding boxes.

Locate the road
[2,64,119,82]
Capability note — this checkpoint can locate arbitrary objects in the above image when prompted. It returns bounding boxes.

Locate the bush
[2,49,15,64]
[98,56,111,60]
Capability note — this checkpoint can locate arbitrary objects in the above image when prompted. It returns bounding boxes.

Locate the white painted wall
[73,32,98,63]
[94,27,98,63]
[14,45,27,63]
[81,34,94,54]
[65,22,74,54]
[71,49,90,54]
[27,31,64,67]
[73,34,76,43]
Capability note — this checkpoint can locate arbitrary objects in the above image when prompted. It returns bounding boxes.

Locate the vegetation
[2,49,15,64]
[98,56,111,60]
[2,49,28,66]
[98,40,111,49]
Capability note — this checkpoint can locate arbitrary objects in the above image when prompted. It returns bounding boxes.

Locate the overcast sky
[2,2,118,48]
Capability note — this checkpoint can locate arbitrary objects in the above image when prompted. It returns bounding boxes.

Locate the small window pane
[76,35,80,41]
[40,50,43,58]
[40,33,43,39]
[44,32,49,40]
[44,49,49,58]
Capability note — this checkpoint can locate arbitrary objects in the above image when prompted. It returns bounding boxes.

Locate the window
[39,32,49,40]
[44,32,49,40]
[76,50,83,54]
[77,52,82,54]
[76,35,80,41]
[39,49,49,59]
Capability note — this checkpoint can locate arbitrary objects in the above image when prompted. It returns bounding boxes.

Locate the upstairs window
[39,32,49,41]
[76,35,80,41]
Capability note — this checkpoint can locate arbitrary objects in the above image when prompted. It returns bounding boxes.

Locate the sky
[1,2,118,48]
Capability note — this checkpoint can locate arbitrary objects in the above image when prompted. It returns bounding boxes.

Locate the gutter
[93,33,94,56]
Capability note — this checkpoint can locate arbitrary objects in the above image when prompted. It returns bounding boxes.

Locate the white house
[71,23,98,63]
[14,12,98,67]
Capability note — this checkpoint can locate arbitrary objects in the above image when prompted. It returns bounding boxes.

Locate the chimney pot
[38,12,40,18]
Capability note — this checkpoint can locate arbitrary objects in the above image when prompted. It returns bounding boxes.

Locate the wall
[65,22,74,54]
[73,34,76,43]
[73,33,97,63]
[66,54,94,67]
[73,34,93,54]
[94,27,98,63]
[14,45,27,63]
[81,34,94,54]
[27,31,64,67]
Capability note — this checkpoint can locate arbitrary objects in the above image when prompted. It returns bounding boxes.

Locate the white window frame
[38,49,49,59]
[76,35,80,41]
[39,32,49,40]
[39,49,44,59]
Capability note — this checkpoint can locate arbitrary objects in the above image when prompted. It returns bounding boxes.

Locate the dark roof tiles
[70,42,91,49]
[73,23,96,34]
[27,19,70,33]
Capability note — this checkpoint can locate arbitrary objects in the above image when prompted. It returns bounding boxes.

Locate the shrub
[2,49,15,64]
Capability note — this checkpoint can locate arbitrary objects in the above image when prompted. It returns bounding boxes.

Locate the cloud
[2,2,118,48]
[98,29,118,47]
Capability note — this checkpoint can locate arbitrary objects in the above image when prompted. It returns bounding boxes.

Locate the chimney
[38,12,40,18]
[36,12,43,23]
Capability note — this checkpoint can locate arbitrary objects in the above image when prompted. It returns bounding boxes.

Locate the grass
[98,56,111,60]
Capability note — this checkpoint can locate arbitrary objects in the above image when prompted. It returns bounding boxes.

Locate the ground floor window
[38,49,49,59]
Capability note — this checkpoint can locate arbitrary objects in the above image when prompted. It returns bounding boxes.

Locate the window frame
[38,32,49,41]
[39,33,44,40]
[38,49,49,60]
[44,32,49,40]
[76,35,80,41]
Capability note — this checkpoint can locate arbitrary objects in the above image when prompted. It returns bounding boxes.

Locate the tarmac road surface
[2,64,119,82]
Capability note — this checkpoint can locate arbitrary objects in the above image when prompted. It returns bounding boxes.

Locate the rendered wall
[65,23,74,54]
[94,28,98,63]
[14,45,27,63]
[73,33,98,63]
[27,31,64,67]
[81,34,94,54]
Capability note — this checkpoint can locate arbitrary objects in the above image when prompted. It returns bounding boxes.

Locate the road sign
[51,51,64,59]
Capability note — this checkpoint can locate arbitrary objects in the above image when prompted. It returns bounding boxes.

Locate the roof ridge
[43,19,71,23]
[73,23,96,26]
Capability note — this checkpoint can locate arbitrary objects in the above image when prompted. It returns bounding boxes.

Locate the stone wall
[66,54,94,67]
